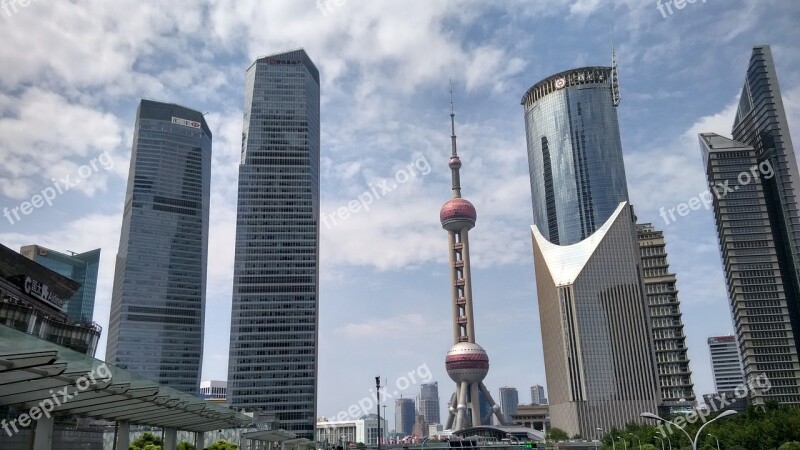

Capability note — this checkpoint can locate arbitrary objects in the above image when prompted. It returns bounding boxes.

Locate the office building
[20,245,100,323]
[200,380,228,403]
[522,66,661,436]
[636,223,696,409]
[417,382,441,425]
[395,398,416,436]
[0,243,101,355]
[707,335,745,394]
[511,404,550,432]
[227,49,321,439]
[530,385,547,405]
[106,99,212,394]
[499,387,519,421]
[317,415,386,447]
[700,132,800,404]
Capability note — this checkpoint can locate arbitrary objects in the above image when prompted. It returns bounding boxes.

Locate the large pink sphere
[440,198,477,231]
[445,342,489,383]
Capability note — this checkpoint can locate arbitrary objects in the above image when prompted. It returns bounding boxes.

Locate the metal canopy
[0,325,253,432]
[242,429,297,442]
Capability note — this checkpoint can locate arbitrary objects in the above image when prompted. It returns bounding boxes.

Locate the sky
[1,0,799,432]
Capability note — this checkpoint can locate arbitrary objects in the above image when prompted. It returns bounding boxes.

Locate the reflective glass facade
[19,245,100,323]
[522,67,629,245]
[106,99,211,394]
[227,49,320,439]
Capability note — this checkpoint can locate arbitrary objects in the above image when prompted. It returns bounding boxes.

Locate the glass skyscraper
[498,387,519,420]
[106,99,211,394]
[522,67,629,246]
[19,245,100,323]
[227,49,320,439]
[417,382,440,425]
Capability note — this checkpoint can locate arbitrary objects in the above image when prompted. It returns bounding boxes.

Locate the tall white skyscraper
[530,385,547,405]
[227,49,320,439]
[708,335,745,395]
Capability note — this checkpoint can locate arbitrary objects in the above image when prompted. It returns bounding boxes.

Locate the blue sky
[1,0,799,430]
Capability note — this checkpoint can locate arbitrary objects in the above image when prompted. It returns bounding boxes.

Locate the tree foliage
[131,432,162,450]
[547,427,569,441]
[177,441,196,450]
[779,442,800,450]
[208,439,239,450]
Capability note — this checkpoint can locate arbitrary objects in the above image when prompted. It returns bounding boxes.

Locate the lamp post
[709,433,720,450]
[617,437,628,450]
[640,410,737,450]
[628,434,641,450]
[654,436,664,450]
[596,428,614,450]
[375,376,381,450]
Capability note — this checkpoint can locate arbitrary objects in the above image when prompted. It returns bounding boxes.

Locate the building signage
[171,117,201,129]
[23,276,65,309]
[554,77,567,90]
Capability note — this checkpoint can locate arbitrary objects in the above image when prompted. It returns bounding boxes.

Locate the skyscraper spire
[449,80,462,198]
[611,35,621,106]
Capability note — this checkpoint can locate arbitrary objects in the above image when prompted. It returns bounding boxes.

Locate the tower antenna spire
[611,30,621,106]
[448,79,462,197]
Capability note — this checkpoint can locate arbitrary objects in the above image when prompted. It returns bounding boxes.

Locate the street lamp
[654,436,664,450]
[628,434,641,450]
[640,410,737,450]
[617,437,628,450]
[708,433,720,450]
[596,428,614,450]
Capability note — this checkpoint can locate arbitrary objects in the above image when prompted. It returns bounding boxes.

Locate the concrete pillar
[194,431,205,449]
[115,420,130,450]
[31,414,54,450]
[164,428,177,450]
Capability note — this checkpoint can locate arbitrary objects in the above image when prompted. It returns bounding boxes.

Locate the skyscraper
[227,49,320,438]
[636,223,696,409]
[522,66,661,436]
[707,335,745,395]
[441,88,507,431]
[20,245,100,323]
[530,385,547,405]
[106,99,211,394]
[395,398,416,436]
[699,132,800,404]
[417,382,441,425]
[498,387,519,420]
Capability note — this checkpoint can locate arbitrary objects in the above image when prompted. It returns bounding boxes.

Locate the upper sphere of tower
[440,198,476,231]
[449,156,462,170]
[445,342,489,383]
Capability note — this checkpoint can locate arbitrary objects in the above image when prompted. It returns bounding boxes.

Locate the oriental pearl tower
[441,87,507,431]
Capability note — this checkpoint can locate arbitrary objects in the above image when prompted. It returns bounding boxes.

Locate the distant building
[0,243,101,355]
[20,245,100,323]
[200,380,227,404]
[317,414,386,446]
[708,335,745,394]
[417,382,441,426]
[427,423,444,438]
[530,385,547,405]
[511,404,550,432]
[395,398,416,436]
[499,387,519,421]
[636,223,696,412]
[411,414,428,438]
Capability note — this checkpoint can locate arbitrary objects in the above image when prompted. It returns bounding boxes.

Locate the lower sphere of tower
[445,342,489,383]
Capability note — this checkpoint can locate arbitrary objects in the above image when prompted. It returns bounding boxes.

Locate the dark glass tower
[106,99,211,394]
[417,382,441,425]
[20,245,100,323]
[227,49,320,439]
[521,67,629,245]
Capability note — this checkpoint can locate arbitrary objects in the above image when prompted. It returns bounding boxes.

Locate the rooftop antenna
[448,79,462,198]
[611,31,621,107]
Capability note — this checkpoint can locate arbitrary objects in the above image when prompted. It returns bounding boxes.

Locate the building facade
[510,404,550,432]
[20,245,100,323]
[636,223,696,409]
[707,335,745,394]
[227,49,321,439]
[521,67,629,246]
[106,99,212,394]
[530,203,661,437]
[417,382,441,426]
[499,387,519,421]
[530,385,547,405]
[522,66,661,436]
[317,415,386,447]
[200,380,228,403]
[395,398,416,436]
[700,132,800,404]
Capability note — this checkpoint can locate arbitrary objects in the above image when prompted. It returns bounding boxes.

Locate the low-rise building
[317,414,386,446]
[510,404,550,432]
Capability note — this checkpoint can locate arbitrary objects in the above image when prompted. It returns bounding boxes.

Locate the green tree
[131,432,163,450]
[177,441,196,450]
[779,442,800,450]
[208,439,239,450]
[641,445,658,450]
[547,427,569,441]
